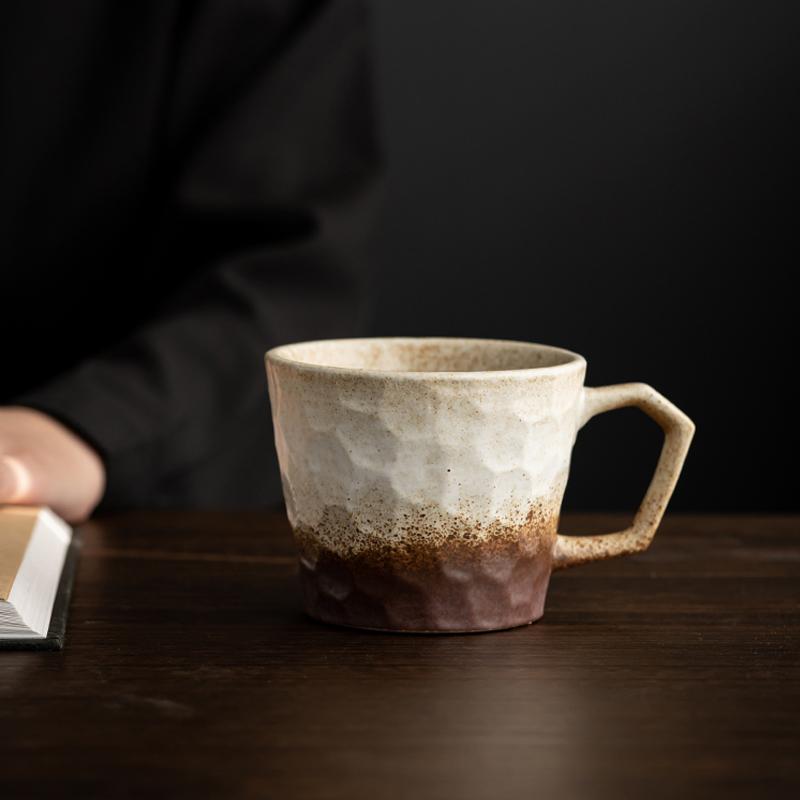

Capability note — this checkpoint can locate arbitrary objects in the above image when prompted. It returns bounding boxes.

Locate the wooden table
[1,513,797,799]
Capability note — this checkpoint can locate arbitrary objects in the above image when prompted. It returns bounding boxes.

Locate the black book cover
[0,533,79,651]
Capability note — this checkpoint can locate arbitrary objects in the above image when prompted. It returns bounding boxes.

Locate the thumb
[0,455,33,503]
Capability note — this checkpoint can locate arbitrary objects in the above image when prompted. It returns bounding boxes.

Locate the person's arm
[3,0,381,520]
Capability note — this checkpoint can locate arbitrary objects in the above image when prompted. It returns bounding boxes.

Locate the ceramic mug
[265,337,694,633]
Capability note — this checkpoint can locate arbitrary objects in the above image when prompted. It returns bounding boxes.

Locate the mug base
[305,610,545,635]
[297,543,552,634]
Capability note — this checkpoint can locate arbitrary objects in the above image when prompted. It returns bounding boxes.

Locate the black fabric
[0,0,381,508]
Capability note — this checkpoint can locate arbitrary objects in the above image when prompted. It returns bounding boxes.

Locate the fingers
[0,408,105,521]
[0,455,33,503]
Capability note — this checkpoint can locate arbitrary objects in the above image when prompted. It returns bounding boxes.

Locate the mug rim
[265,336,586,381]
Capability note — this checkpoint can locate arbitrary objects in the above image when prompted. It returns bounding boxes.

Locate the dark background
[369,0,797,512]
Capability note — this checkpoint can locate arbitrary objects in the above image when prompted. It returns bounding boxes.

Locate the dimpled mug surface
[265,338,694,633]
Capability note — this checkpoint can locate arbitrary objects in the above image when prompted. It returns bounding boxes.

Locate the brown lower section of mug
[298,541,552,634]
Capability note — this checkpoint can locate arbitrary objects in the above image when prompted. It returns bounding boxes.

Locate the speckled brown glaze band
[265,338,694,633]
[295,502,559,632]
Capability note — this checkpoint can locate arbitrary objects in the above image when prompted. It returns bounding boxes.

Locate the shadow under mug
[266,337,694,633]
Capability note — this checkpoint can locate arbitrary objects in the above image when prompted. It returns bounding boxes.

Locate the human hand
[0,407,105,522]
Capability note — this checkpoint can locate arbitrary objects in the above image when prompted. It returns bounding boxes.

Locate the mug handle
[553,383,695,570]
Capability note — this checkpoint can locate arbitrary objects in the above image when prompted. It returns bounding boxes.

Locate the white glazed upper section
[266,339,588,552]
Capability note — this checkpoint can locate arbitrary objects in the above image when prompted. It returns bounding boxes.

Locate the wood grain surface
[0,512,797,799]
